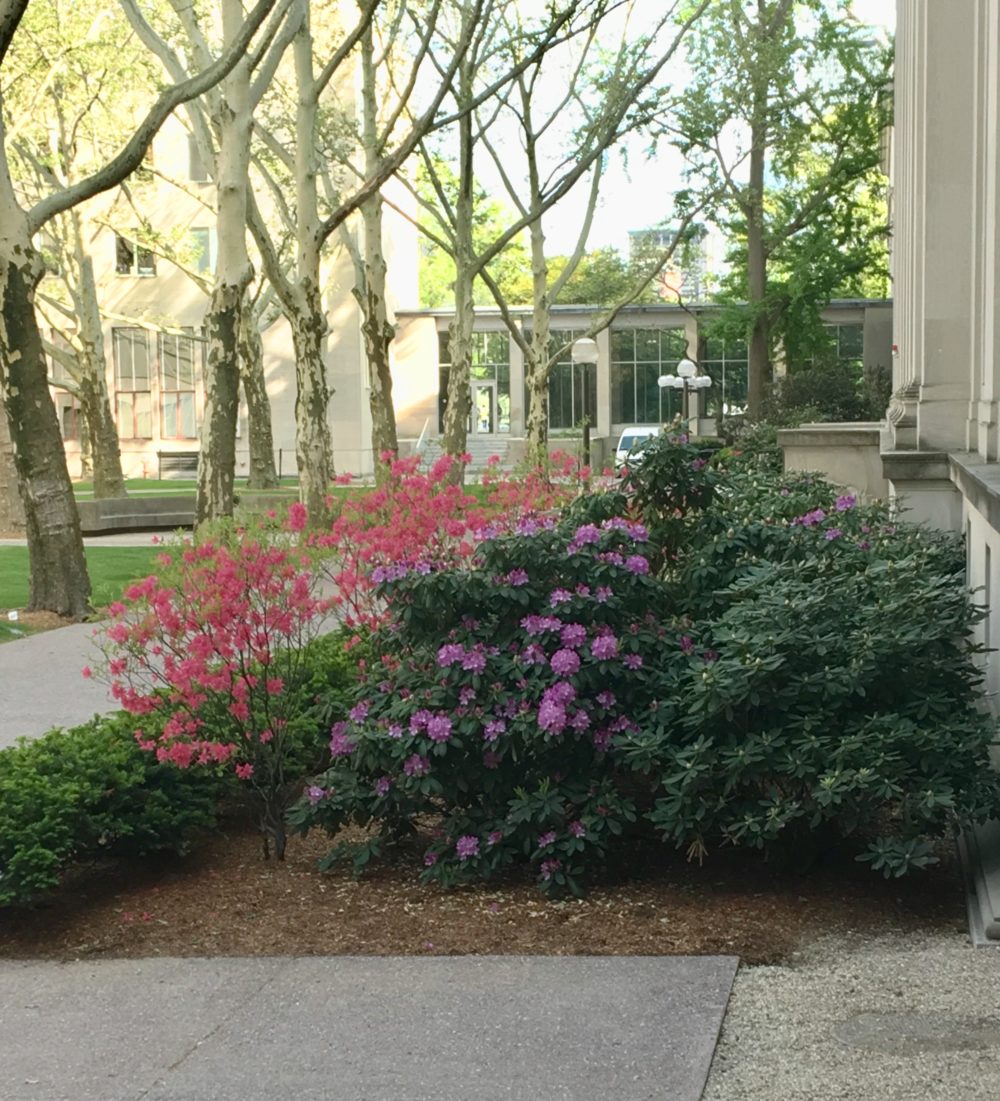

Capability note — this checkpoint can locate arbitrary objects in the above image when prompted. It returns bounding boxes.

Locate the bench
[157,451,199,479]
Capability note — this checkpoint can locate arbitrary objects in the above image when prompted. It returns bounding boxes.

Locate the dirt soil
[0,823,965,965]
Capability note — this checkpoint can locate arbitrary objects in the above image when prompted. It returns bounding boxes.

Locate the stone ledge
[948,451,1000,532]
[77,496,195,534]
[777,421,883,448]
[880,449,952,482]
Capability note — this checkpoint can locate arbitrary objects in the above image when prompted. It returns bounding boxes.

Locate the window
[113,327,152,438]
[188,227,213,274]
[188,135,209,183]
[59,399,81,442]
[701,334,748,415]
[521,329,596,431]
[438,330,511,433]
[115,235,156,276]
[610,327,689,424]
[159,330,198,439]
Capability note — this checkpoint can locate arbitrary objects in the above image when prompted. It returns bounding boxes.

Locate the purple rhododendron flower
[570,709,591,731]
[410,708,433,733]
[329,722,356,757]
[387,724,403,739]
[591,634,619,660]
[549,588,573,607]
[858,539,872,550]
[691,457,707,471]
[625,555,650,576]
[592,729,613,752]
[574,523,602,544]
[537,831,556,849]
[373,776,392,797]
[540,858,562,880]
[623,653,644,670]
[560,623,587,648]
[349,700,369,722]
[403,753,430,777]
[679,635,694,653]
[520,643,547,665]
[487,830,503,847]
[596,690,616,708]
[835,494,856,512]
[599,551,624,566]
[424,851,438,866]
[305,785,326,804]
[462,651,487,673]
[459,686,476,705]
[483,718,506,742]
[538,699,567,734]
[544,681,577,706]
[824,527,843,541]
[550,648,581,676]
[456,835,480,860]
[569,820,586,838]
[437,643,464,667]
[516,518,541,536]
[507,568,529,586]
[702,649,719,663]
[427,715,453,743]
[595,586,613,603]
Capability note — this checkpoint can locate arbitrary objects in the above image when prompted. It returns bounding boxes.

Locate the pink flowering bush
[309,452,586,629]
[93,524,332,859]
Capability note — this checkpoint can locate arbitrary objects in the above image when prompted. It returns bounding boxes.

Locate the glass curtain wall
[610,327,688,425]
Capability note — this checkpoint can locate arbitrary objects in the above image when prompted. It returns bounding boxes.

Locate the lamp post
[571,337,599,468]
[657,357,712,429]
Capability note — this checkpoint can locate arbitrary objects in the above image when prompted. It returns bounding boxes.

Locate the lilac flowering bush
[291,441,1000,886]
[288,510,668,895]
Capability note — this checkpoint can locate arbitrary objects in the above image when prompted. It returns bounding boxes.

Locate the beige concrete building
[51,113,415,481]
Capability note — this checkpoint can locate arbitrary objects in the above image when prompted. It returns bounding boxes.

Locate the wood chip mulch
[0,824,966,965]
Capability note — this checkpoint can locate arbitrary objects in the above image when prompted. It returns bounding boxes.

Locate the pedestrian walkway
[0,620,113,747]
[0,955,737,1101]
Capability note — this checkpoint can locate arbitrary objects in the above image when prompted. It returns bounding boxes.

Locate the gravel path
[704,930,1000,1101]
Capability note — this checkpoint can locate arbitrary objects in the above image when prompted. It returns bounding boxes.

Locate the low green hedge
[0,711,229,907]
[0,629,361,908]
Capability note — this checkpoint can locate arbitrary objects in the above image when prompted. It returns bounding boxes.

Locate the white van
[614,426,662,470]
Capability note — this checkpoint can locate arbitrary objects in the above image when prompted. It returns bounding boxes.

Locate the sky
[542,0,896,256]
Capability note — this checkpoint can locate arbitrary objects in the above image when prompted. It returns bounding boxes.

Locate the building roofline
[395,298,892,320]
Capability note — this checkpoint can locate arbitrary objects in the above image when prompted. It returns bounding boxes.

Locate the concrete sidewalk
[0,621,113,747]
[0,955,737,1101]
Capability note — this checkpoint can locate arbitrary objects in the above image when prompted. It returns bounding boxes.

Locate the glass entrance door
[472,382,496,434]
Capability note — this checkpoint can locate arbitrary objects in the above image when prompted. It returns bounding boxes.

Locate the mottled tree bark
[439,62,475,483]
[289,287,332,517]
[195,0,254,526]
[0,246,90,616]
[524,180,551,457]
[238,308,279,489]
[74,252,125,498]
[0,403,25,532]
[355,21,397,485]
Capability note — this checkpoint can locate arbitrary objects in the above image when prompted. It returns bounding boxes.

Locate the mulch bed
[0,823,965,965]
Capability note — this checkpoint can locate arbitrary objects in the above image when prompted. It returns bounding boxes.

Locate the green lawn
[0,546,162,611]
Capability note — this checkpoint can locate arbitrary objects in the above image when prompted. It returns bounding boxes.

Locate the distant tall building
[627,224,721,303]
